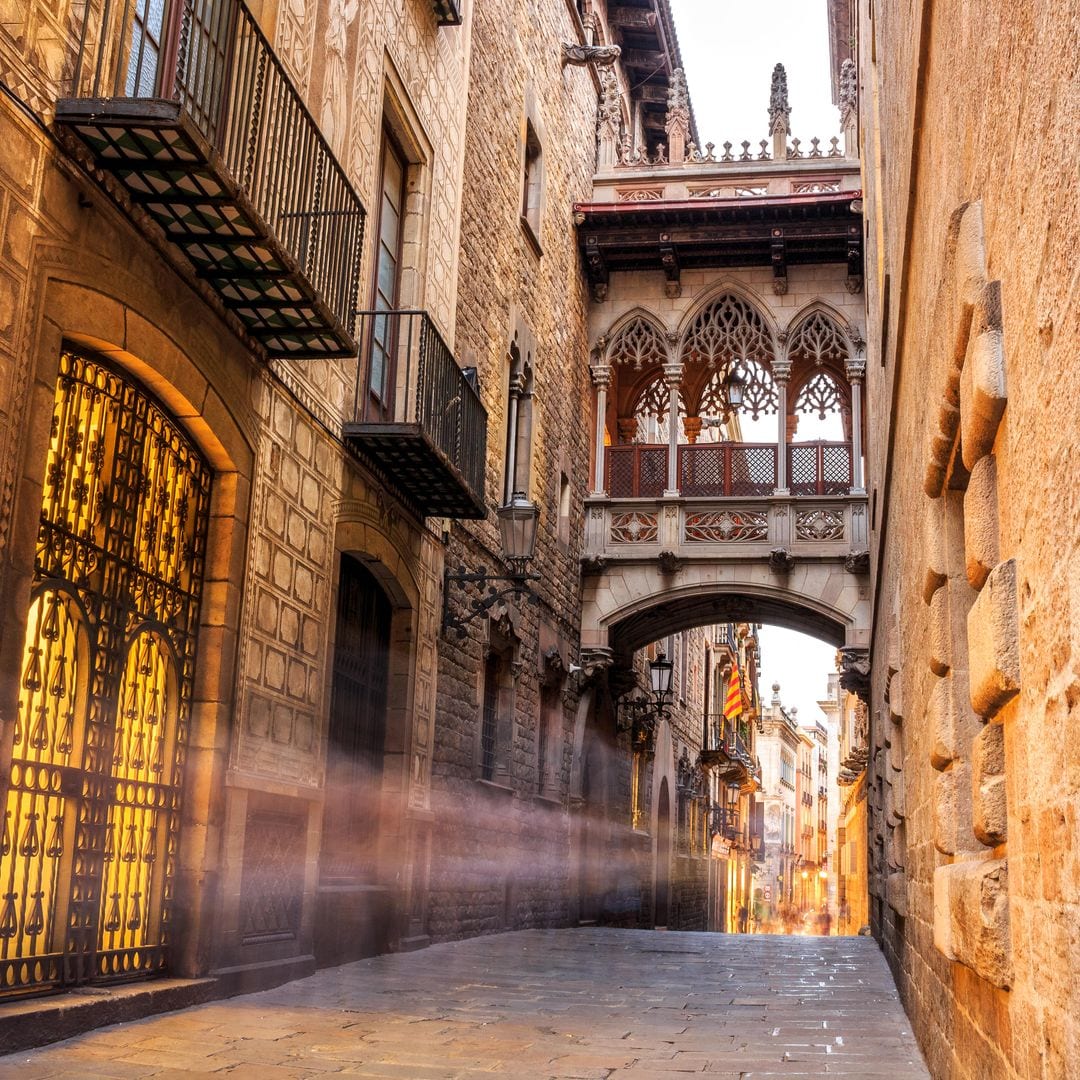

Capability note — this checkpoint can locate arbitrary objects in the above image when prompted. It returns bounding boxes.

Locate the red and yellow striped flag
[724,665,744,721]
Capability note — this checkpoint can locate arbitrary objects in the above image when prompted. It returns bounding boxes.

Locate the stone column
[662,360,682,497]
[845,354,867,494]
[772,357,792,495]
[590,361,611,496]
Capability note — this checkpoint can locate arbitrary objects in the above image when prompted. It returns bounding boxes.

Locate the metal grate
[605,445,668,498]
[679,443,776,496]
[788,441,852,496]
[0,350,210,996]
[480,654,499,781]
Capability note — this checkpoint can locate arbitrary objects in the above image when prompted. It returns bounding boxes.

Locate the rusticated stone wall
[859,0,1080,1075]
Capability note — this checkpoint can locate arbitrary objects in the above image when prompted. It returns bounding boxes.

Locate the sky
[756,625,837,726]
[665,0,840,152]
[662,1,842,727]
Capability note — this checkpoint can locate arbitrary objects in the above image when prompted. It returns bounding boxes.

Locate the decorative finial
[769,63,791,135]
[664,67,690,164]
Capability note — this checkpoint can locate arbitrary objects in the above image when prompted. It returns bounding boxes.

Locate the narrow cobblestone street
[2,929,928,1079]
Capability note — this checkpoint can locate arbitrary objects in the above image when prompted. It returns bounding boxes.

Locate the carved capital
[771,357,793,383]
[590,364,612,389]
[845,355,867,381]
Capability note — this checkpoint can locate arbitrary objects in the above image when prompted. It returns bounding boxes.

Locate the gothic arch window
[786,309,851,367]
[626,372,687,443]
[608,315,667,371]
[1,348,211,995]
[679,293,776,370]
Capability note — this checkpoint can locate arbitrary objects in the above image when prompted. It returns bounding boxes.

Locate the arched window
[680,293,775,369]
[609,316,667,370]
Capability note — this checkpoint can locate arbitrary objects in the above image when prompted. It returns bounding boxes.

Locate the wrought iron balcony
[57,0,365,357]
[700,715,753,780]
[710,805,742,843]
[344,310,487,520]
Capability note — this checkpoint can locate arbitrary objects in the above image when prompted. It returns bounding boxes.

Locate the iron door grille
[0,350,211,995]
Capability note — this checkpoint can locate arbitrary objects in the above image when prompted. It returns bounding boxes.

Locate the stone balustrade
[584,493,869,562]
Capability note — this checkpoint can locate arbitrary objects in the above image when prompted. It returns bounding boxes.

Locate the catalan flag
[724,665,744,721]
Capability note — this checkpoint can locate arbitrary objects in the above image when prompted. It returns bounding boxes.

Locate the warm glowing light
[801,870,809,879]
[819,869,828,879]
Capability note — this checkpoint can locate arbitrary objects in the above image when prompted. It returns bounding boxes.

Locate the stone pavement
[0,929,929,1079]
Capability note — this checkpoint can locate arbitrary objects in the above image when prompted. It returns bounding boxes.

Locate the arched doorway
[0,349,212,995]
[315,554,393,966]
[654,777,671,928]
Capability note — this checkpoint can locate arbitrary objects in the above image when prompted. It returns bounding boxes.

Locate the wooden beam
[621,49,668,71]
[609,7,657,30]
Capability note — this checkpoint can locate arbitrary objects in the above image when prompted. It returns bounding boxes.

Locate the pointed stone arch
[602,309,671,369]
[676,282,781,366]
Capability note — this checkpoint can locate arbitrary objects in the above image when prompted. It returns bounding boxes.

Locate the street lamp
[617,651,675,746]
[725,364,746,411]
[442,491,541,636]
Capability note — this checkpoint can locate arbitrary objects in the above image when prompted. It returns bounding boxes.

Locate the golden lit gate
[0,350,211,994]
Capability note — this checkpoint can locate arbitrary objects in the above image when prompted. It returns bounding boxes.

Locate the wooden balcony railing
[605,441,852,498]
[59,0,365,357]
[343,311,487,519]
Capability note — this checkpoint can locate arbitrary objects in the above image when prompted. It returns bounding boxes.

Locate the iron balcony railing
[67,0,364,343]
[346,310,487,516]
[605,440,853,498]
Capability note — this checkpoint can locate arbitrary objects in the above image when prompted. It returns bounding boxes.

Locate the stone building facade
[855,0,1080,1073]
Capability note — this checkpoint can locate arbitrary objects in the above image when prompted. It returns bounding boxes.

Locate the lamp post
[617,651,675,747]
[441,492,541,636]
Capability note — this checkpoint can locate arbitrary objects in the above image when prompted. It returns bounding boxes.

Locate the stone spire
[838,58,858,157]
[664,67,690,164]
[769,62,791,160]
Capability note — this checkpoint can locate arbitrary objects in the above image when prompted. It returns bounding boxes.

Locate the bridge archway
[581,560,869,664]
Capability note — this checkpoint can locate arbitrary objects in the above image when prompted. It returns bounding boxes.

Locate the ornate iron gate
[0,350,211,995]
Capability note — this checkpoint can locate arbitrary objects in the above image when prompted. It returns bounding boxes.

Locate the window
[780,753,795,788]
[368,133,407,412]
[503,329,534,503]
[520,120,543,247]
[480,653,500,781]
[557,470,571,546]
[478,632,515,783]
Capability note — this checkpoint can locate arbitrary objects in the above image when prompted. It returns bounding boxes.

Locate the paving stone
[0,930,928,1079]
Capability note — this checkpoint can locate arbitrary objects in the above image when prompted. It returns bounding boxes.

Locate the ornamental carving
[657,550,683,574]
[796,508,846,542]
[839,58,858,129]
[769,63,791,135]
[610,511,658,544]
[698,357,778,421]
[562,42,622,67]
[618,188,664,202]
[794,370,845,419]
[681,294,776,369]
[768,547,795,573]
[793,180,841,194]
[735,185,768,197]
[684,510,768,543]
[838,646,871,704]
[787,310,851,366]
[609,317,667,369]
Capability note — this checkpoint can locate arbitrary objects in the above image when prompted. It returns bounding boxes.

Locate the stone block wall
[426,0,599,939]
[859,0,1080,1074]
